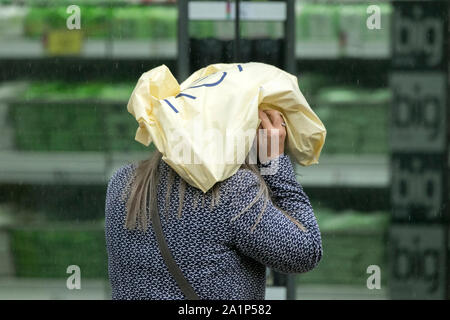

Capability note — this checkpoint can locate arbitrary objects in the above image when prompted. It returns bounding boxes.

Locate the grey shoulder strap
[150,207,200,300]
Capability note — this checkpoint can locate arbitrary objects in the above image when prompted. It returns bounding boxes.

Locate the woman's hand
[257,109,286,163]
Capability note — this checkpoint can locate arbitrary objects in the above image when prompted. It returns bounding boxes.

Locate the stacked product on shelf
[24,6,70,39]
[295,2,340,58]
[297,72,337,104]
[112,5,176,40]
[9,82,154,152]
[339,3,392,58]
[7,208,389,283]
[83,6,111,39]
[2,1,392,59]
[297,208,389,285]
[240,20,283,40]
[313,86,391,155]
[19,4,177,42]
[148,5,177,40]
[10,223,108,278]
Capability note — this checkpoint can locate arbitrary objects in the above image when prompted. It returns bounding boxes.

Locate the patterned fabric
[105,154,322,300]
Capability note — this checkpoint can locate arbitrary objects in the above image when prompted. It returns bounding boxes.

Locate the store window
[0,0,447,301]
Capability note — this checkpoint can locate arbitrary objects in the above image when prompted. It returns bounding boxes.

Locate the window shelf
[0,150,391,188]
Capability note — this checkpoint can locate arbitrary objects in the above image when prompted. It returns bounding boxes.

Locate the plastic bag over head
[127,62,326,193]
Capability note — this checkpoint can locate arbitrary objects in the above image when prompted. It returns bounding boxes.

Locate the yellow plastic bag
[127,62,326,193]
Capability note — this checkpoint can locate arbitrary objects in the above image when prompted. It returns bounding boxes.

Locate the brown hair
[121,151,306,233]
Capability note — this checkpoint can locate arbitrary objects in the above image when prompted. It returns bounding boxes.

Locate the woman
[105,110,322,300]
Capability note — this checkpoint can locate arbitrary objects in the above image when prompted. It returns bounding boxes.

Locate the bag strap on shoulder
[150,207,200,300]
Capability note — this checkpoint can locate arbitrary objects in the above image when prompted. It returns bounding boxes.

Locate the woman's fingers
[258,110,273,129]
[265,110,284,128]
[256,109,286,162]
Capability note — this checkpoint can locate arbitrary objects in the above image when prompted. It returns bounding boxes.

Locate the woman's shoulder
[107,162,138,192]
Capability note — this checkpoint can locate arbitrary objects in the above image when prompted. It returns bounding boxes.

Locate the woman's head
[122,150,266,231]
[122,109,304,233]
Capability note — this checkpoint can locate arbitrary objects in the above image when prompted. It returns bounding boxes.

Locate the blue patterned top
[105,154,322,300]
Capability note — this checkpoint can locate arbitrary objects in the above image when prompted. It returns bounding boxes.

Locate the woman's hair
[121,150,306,233]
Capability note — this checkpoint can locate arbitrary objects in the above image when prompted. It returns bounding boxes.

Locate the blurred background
[0,0,447,300]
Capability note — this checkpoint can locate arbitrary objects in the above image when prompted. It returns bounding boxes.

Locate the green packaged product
[190,20,215,39]
[296,3,339,58]
[83,6,110,39]
[339,3,392,58]
[315,87,390,155]
[112,7,142,39]
[148,6,177,40]
[24,7,48,38]
[14,81,143,152]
